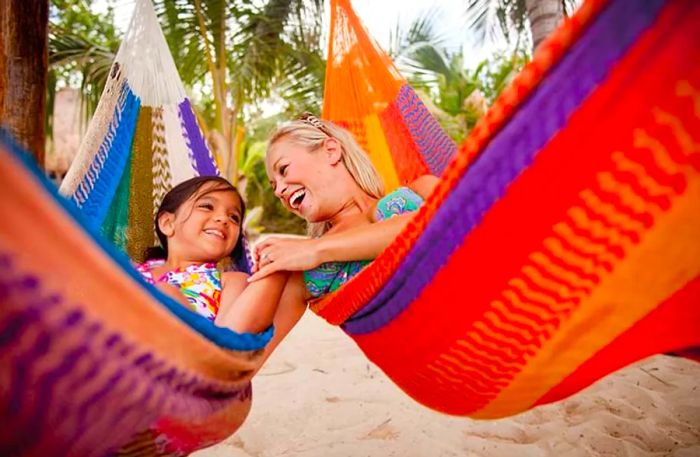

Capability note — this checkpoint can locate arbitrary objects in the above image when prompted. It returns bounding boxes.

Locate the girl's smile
[160,183,243,266]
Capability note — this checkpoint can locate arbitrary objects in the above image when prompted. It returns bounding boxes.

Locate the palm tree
[524,0,568,50]
[48,26,116,133]
[466,0,579,52]
[391,7,527,142]
[47,0,325,184]
[46,0,122,151]
[0,0,49,166]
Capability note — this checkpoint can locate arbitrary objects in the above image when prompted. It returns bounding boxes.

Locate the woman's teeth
[290,189,306,209]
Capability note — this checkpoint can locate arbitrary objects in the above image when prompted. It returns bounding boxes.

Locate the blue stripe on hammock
[74,82,140,229]
[0,129,272,351]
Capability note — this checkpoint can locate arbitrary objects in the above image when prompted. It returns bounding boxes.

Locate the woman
[249,113,438,359]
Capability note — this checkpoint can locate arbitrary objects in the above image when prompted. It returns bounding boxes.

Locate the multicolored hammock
[1,0,699,454]
[1,0,260,455]
[0,130,271,455]
[322,0,456,189]
[317,0,700,418]
[58,0,221,263]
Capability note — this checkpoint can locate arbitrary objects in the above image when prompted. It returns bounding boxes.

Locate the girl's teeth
[206,230,223,238]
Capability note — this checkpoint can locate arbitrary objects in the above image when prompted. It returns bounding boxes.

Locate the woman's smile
[289,188,306,210]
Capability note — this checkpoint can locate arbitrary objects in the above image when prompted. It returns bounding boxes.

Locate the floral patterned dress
[303,186,424,299]
[136,260,222,321]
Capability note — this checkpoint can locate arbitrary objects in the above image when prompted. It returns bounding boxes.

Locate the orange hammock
[322,0,456,189]
[317,0,700,418]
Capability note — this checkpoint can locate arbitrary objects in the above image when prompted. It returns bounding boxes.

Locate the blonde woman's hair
[267,117,385,238]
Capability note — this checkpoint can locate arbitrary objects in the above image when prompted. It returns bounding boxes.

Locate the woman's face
[266,137,345,223]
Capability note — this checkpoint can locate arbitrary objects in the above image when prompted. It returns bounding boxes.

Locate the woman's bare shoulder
[408,174,439,199]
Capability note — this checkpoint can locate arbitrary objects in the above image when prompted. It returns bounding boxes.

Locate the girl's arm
[215,271,289,334]
[253,272,307,373]
[248,174,439,281]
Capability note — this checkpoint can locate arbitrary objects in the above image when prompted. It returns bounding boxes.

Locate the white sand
[196,313,700,457]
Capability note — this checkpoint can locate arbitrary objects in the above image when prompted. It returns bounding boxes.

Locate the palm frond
[230,0,323,104]
[230,0,294,101]
[48,23,116,126]
[389,7,453,88]
[153,0,211,86]
[465,0,506,44]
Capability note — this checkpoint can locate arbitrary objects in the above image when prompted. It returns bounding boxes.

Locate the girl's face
[266,137,345,223]
[160,183,242,263]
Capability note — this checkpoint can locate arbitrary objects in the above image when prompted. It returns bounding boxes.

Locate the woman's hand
[249,236,323,281]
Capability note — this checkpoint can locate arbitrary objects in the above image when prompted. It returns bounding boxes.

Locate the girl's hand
[249,237,323,281]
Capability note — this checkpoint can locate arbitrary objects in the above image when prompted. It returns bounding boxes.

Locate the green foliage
[49,0,120,46]
[393,8,528,143]
[152,0,325,121]
[476,50,529,103]
[47,0,121,133]
[466,0,528,47]
[153,0,225,88]
[428,51,528,142]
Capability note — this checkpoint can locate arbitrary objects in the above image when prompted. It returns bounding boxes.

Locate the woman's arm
[215,271,289,333]
[247,214,408,281]
[408,174,439,199]
[248,175,439,281]
[314,174,439,261]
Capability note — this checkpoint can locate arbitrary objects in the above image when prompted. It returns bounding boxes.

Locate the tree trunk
[0,0,49,167]
[525,0,564,53]
[226,103,240,185]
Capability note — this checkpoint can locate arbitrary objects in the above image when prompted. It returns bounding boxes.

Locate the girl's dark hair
[143,176,247,268]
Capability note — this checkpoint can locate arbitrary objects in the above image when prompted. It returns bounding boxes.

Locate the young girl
[136,176,287,334]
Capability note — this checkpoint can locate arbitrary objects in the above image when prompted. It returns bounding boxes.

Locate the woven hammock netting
[0,0,698,455]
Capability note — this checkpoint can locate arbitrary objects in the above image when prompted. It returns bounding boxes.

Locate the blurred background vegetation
[46,0,577,235]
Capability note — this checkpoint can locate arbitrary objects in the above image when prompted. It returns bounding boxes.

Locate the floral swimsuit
[303,187,424,299]
[136,259,222,321]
